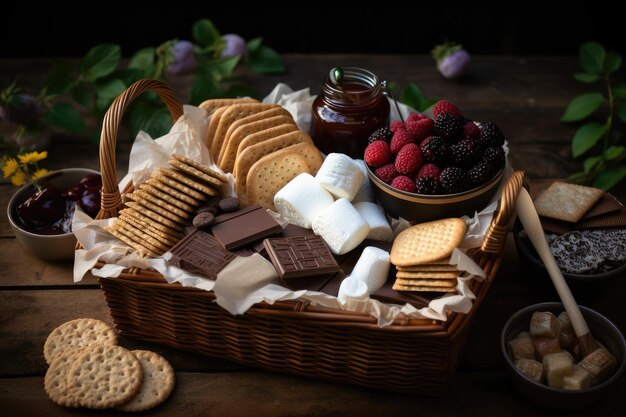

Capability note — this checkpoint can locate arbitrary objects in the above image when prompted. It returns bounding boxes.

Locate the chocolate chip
[193,212,215,228]
[218,197,240,213]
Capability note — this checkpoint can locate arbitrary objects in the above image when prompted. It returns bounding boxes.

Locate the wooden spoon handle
[515,188,597,356]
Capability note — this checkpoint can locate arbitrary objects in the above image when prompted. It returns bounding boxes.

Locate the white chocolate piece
[580,348,617,384]
[509,336,536,361]
[563,365,592,390]
[543,351,574,388]
[532,337,561,359]
[530,311,560,338]
[274,173,334,228]
[352,160,375,204]
[349,246,390,294]
[312,198,370,255]
[315,153,365,200]
[354,202,393,242]
[515,358,544,383]
[338,276,369,304]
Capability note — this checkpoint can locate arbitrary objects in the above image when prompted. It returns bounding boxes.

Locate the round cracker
[43,318,117,365]
[44,348,85,407]
[117,350,175,412]
[66,345,143,409]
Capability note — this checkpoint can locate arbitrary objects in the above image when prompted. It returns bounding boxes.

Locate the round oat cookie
[66,345,143,409]
[44,348,85,407]
[117,350,175,412]
[43,318,117,365]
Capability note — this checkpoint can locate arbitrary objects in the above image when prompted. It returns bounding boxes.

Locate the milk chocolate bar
[168,229,236,279]
[264,235,340,279]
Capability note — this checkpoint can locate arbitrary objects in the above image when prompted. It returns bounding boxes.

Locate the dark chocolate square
[168,229,236,279]
[264,235,341,279]
[211,206,282,250]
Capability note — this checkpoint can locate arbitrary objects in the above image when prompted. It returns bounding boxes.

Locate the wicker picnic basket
[95,80,525,395]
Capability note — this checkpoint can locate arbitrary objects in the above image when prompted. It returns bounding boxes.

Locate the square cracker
[534,181,604,223]
[397,264,458,272]
[246,149,309,210]
[394,278,457,287]
[217,108,293,166]
[392,283,455,293]
[390,218,467,266]
[210,103,279,159]
[396,271,459,279]
[199,98,258,115]
[204,106,229,150]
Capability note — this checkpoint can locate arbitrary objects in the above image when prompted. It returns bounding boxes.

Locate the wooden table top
[1,55,625,417]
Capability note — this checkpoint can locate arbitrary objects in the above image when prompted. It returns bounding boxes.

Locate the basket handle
[481,170,525,253]
[97,79,184,220]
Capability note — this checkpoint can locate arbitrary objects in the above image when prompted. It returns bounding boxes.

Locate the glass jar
[310,67,390,158]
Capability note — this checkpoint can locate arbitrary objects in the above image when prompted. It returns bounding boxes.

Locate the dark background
[1,6,624,57]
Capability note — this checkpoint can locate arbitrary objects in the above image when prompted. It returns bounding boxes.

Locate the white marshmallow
[354,202,393,241]
[349,246,390,294]
[352,159,375,204]
[315,153,365,200]
[274,173,334,228]
[337,276,369,304]
[312,198,370,255]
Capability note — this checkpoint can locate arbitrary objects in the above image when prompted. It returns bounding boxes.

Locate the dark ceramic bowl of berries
[7,168,102,260]
[364,100,507,223]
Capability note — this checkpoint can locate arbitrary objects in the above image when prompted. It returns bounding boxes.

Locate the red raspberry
[364,140,392,167]
[390,129,414,154]
[391,175,417,193]
[374,163,399,184]
[462,121,480,142]
[432,99,463,119]
[394,143,424,175]
[417,163,441,180]
[406,117,434,142]
[390,120,406,132]
[407,113,429,123]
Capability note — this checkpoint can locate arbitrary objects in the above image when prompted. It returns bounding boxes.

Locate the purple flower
[221,34,247,57]
[432,42,471,80]
[0,94,40,126]
[166,40,196,76]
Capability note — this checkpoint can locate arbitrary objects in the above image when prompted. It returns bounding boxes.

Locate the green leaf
[618,102,626,123]
[44,102,85,133]
[79,44,121,81]
[583,155,602,173]
[561,93,604,122]
[95,79,126,113]
[112,68,144,86]
[189,73,220,105]
[128,47,156,76]
[421,98,439,111]
[593,165,626,190]
[247,37,263,52]
[574,72,600,83]
[202,56,241,80]
[44,64,76,96]
[129,100,173,138]
[192,19,220,48]
[604,52,622,74]
[400,83,425,111]
[615,84,626,99]
[604,146,625,160]
[248,46,284,74]
[568,171,588,182]
[572,122,607,157]
[580,42,606,74]
[72,84,91,107]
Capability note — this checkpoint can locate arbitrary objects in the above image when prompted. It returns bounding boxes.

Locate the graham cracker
[204,105,228,150]
[534,181,604,223]
[158,169,220,197]
[145,178,203,206]
[390,218,467,266]
[113,221,171,254]
[246,149,309,210]
[394,278,457,287]
[282,140,324,175]
[125,192,190,223]
[138,183,196,213]
[396,271,459,279]
[199,97,258,115]
[119,208,182,237]
[168,159,225,188]
[397,264,458,272]
[171,153,229,183]
[104,224,161,257]
[118,214,181,247]
[43,318,117,365]
[392,283,456,293]
[125,201,186,227]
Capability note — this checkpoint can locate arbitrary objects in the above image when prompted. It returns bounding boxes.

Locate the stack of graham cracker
[199,99,323,210]
[104,154,228,257]
[389,218,468,293]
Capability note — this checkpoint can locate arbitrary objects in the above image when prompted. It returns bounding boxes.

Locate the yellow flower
[11,171,26,186]
[18,151,48,165]
[31,168,49,180]
[2,158,19,178]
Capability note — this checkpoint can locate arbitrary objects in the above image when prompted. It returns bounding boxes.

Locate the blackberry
[420,136,447,164]
[368,126,393,144]
[415,176,440,195]
[434,114,462,142]
[439,167,466,194]
[478,122,505,149]
[467,161,497,188]
[448,139,479,168]
[480,146,506,169]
